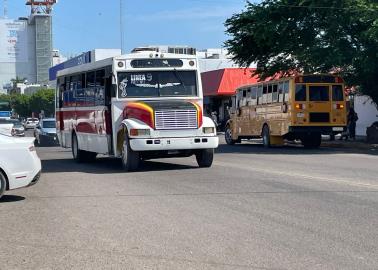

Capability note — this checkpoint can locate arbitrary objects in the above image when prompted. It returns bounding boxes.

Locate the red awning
[201,68,259,97]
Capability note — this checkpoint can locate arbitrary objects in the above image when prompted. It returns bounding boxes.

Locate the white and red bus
[55,51,219,171]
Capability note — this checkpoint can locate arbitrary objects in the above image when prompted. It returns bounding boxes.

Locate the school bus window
[257,85,263,105]
[332,85,344,101]
[283,81,290,102]
[278,82,284,102]
[295,84,306,101]
[251,87,257,99]
[309,85,329,101]
[263,85,268,104]
[267,84,273,103]
[273,84,278,103]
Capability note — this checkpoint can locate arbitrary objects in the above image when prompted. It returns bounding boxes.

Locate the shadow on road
[216,143,378,156]
[41,158,198,174]
[0,195,26,203]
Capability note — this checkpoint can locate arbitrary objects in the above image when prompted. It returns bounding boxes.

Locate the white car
[0,122,13,136]
[24,118,39,129]
[0,133,42,199]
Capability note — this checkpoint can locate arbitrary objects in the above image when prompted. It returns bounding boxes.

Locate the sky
[5,0,248,57]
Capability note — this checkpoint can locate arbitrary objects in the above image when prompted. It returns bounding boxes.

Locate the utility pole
[120,0,125,54]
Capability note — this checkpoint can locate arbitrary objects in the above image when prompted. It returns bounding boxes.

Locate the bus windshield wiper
[173,68,188,95]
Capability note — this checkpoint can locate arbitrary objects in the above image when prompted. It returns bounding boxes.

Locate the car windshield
[118,71,197,98]
[43,121,56,128]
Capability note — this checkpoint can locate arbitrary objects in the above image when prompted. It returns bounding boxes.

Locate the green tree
[29,89,55,117]
[12,94,31,117]
[225,0,378,105]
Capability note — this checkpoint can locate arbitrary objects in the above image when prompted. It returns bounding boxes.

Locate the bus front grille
[310,113,330,123]
[155,110,198,130]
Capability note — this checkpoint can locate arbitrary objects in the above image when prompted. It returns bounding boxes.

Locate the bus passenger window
[96,70,105,106]
[257,85,263,105]
[251,87,257,106]
[242,90,247,106]
[272,84,278,103]
[263,85,268,104]
[267,84,273,103]
[283,81,290,101]
[295,84,306,101]
[278,82,284,102]
[332,85,344,101]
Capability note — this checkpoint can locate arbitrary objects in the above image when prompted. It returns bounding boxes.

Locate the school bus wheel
[262,125,271,148]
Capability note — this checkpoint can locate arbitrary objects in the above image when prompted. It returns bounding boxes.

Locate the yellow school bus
[225,74,347,148]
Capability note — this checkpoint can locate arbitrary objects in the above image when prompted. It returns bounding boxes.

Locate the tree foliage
[225,0,378,105]
[0,89,55,117]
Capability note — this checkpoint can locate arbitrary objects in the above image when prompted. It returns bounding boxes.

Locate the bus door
[307,85,332,124]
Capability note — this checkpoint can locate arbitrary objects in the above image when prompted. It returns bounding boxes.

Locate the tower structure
[26,0,57,85]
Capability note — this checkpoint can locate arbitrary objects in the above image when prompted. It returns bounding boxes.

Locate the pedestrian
[347,107,358,140]
[211,111,218,129]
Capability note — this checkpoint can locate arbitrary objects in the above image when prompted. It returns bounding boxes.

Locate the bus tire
[121,135,140,172]
[72,133,96,162]
[302,133,321,149]
[0,171,6,200]
[225,125,236,145]
[196,149,214,168]
[262,125,271,148]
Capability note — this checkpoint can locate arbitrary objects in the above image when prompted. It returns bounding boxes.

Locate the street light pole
[120,0,124,54]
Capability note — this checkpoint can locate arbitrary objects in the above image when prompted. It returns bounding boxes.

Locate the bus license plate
[333,127,344,132]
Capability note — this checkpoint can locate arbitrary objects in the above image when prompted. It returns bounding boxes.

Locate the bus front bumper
[129,136,219,151]
[289,126,347,135]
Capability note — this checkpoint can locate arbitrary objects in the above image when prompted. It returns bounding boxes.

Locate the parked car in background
[7,119,25,137]
[34,118,58,146]
[0,119,13,136]
[24,118,39,129]
[0,133,41,199]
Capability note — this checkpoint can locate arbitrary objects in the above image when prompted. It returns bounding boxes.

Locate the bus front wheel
[196,149,214,168]
[302,133,321,149]
[121,136,140,172]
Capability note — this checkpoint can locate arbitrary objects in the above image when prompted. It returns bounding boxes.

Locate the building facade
[0,12,55,94]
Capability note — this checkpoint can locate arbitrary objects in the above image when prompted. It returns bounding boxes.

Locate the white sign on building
[0,19,28,63]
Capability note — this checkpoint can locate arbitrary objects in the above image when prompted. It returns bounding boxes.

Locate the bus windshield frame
[117,70,198,99]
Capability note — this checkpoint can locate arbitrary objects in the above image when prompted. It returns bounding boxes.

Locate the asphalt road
[1,135,377,270]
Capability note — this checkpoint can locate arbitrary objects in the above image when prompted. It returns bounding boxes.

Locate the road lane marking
[214,161,378,190]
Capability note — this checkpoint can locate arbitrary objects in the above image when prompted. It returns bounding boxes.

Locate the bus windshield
[118,71,197,98]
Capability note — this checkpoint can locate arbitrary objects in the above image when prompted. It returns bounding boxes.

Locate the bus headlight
[203,127,215,134]
[130,129,150,136]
